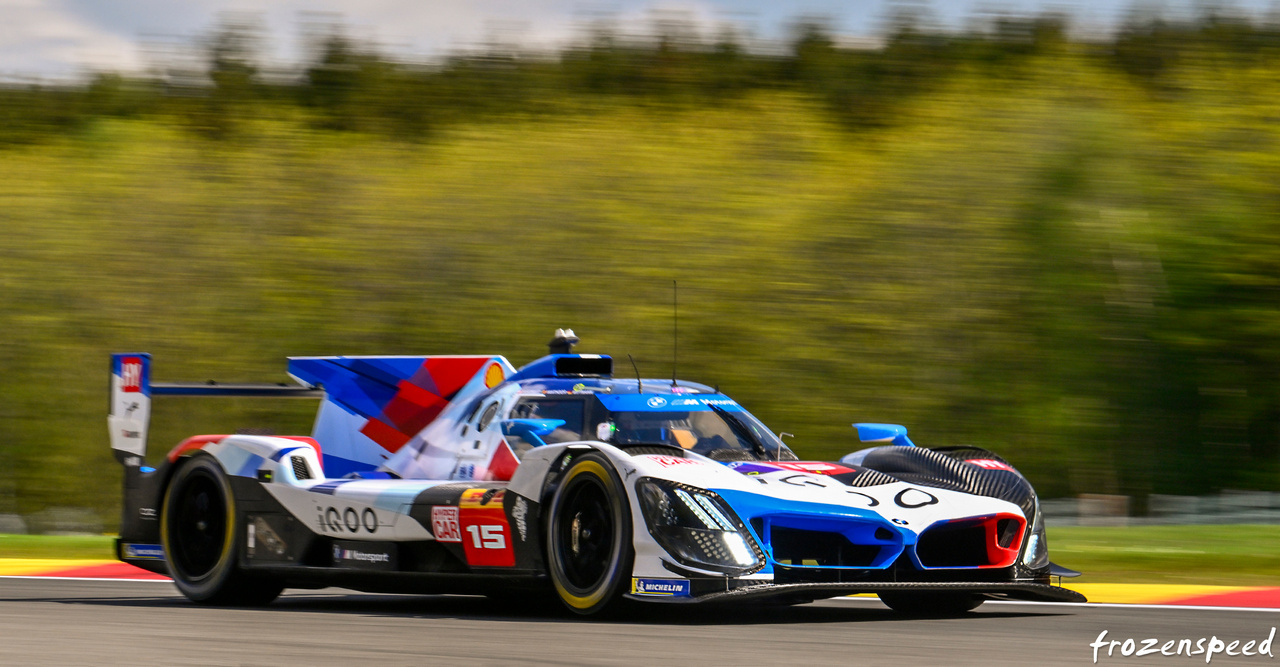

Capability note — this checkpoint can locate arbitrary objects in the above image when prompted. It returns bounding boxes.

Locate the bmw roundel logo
[647,396,668,408]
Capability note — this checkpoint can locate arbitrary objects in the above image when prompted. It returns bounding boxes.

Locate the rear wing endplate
[108,353,323,464]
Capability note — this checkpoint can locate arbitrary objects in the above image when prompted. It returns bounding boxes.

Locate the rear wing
[108,353,323,465]
[109,353,514,477]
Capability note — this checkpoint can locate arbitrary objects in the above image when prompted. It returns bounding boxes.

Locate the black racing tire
[545,452,633,616]
[877,591,984,616]
[161,455,284,606]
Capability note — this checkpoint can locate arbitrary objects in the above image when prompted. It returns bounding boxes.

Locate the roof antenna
[628,354,643,394]
[671,280,678,386]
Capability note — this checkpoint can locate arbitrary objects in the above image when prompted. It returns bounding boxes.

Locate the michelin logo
[122,543,165,560]
[631,578,691,597]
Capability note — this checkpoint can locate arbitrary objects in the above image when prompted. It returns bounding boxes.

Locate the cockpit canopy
[505,385,797,462]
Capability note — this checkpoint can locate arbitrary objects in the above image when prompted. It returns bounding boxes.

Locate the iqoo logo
[317,506,379,534]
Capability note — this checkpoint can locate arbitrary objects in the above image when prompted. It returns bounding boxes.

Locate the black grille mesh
[915,521,990,567]
[291,456,311,480]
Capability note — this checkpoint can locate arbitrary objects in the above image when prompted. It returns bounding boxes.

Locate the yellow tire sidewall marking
[160,457,236,585]
[552,459,618,610]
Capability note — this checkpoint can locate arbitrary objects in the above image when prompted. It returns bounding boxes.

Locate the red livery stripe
[1169,588,1280,609]
[37,562,169,580]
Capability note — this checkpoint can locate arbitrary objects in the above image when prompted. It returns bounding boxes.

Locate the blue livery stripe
[270,446,305,462]
[321,453,380,479]
[234,454,266,478]
[309,480,356,495]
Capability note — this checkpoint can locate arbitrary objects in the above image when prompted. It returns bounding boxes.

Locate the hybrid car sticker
[431,506,462,542]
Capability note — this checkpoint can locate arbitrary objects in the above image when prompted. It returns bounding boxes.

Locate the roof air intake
[555,356,612,377]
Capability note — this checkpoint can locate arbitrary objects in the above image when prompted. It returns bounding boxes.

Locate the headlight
[637,478,764,575]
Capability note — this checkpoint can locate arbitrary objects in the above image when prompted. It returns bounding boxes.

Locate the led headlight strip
[637,478,765,576]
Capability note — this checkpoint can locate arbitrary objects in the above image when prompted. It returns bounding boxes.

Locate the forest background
[2,11,1278,530]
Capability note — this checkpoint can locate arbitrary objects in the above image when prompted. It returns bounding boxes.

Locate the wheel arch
[536,446,638,614]
[160,450,284,605]
[160,452,239,597]
[530,444,653,562]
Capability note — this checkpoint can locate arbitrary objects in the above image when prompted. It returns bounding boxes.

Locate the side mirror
[500,419,566,448]
[853,423,915,447]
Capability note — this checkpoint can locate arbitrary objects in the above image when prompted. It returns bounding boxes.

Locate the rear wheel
[878,591,984,616]
[162,456,283,606]
[545,453,633,615]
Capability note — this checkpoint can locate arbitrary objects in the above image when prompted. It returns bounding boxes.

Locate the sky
[1,0,1274,81]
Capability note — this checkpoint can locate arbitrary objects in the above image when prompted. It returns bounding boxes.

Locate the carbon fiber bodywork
[858,447,1036,519]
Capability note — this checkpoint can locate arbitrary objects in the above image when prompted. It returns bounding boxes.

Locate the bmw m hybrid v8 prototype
[111,331,1083,615]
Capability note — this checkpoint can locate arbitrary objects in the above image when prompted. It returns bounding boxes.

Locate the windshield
[598,407,796,461]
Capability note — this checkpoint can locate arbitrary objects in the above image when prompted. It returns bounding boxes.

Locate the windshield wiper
[708,403,769,459]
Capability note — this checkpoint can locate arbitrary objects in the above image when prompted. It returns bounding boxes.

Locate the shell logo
[484,363,505,388]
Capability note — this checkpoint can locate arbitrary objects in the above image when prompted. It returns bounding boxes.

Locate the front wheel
[545,453,633,615]
[878,591,984,616]
[161,455,283,606]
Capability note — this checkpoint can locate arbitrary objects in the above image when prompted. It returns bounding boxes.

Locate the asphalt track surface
[1,579,1276,667]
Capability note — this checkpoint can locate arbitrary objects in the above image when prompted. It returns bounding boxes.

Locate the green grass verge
[1048,525,1280,586]
[1,526,1278,587]
[0,534,116,560]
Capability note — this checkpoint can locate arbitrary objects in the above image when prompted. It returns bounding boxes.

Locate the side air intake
[291,456,312,480]
[770,526,885,568]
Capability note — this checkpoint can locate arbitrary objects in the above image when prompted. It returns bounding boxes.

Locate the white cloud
[0,0,144,80]
[0,0,800,80]
[9,0,1280,80]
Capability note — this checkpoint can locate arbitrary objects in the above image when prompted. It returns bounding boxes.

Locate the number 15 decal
[458,488,515,567]
[465,524,506,550]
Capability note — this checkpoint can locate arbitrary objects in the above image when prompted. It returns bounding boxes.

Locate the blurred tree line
[1,12,1279,526]
[10,11,1280,144]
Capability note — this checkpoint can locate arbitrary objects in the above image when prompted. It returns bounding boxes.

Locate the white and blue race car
[110,330,1083,615]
